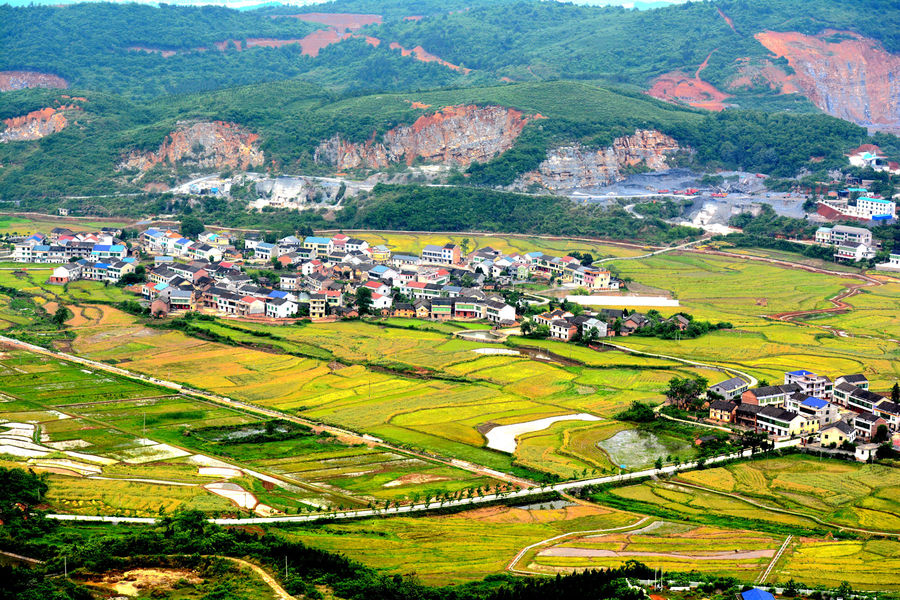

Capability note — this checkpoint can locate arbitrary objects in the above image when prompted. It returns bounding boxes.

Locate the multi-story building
[784,370,832,400]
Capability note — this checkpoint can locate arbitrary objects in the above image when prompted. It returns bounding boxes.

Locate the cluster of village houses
[13,227,624,324]
[707,370,900,458]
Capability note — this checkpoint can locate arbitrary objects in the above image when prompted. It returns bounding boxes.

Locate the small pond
[597,429,692,469]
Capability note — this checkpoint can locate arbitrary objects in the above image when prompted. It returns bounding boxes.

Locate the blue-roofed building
[268,290,288,299]
[785,370,833,400]
[787,393,840,427]
[304,236,334,257]
[741,589,774,600]
[92,244,127,260]
[254,242,276,261]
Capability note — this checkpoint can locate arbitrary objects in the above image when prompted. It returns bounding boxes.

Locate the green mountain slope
[0,79,890,200]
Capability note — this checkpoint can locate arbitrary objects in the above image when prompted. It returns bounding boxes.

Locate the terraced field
[0,349,492,514]
[284,502,640,585]
[65,308,720,477]
[526,520,783,580]
[342,231,649,261]
[677,456,900,533]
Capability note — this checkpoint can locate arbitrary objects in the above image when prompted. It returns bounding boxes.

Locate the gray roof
[712,377,747,392]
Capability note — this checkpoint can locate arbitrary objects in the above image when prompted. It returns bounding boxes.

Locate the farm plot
[677,456,900,534]
[285,502,639,585]
[347,231,647,260]
[527,520,782,580]
[775,538,900,591]
[65,306,722,478]
[600,480,821,530]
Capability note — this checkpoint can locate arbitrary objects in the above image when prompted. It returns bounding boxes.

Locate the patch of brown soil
[648,50,731,111]
[298,29,352,56]
[648,71,730,111]
[96,568,202,597]
[279,12,382,31]
[1,106,77,143]
[383,473,450,487]
[388,42,471,74]
[728,57,800,94]
[0,71,68,92]
[717,7,736,33]
[755,29,900,131]
[409,101,432,109]
[539,548,775,560]
[404,15,424,21]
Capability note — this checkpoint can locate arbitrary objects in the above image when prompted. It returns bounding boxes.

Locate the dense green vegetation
[0,3,478,98]
[349,184,701,243]
[375,0,900,89]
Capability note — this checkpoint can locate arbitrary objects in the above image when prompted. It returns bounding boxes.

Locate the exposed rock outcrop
[1,106,73,143]
[118,121,263,172]
[314,105,533,170]
[0,71,68,92]
[519,130,682,191]
[755,30,900,132]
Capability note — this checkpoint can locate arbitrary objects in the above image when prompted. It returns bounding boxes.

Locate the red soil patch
[717,7,736,33]
[728,56,800,94]
[0,70,68,92]
[501,76,514,82]
[364,36,381,47]
[298,29,352,56]
[388,42,471,74]
[279,12,382,31]
[404,15,424,21]
[245,38,309,50]
[409,101,432,109]
[755,29,900,130]
[648,51,730,111]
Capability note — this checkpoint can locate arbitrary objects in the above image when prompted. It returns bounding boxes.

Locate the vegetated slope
[5,0,900,128]
[0,80,892,199]
[0,3,483,98]
[368,0,900,128]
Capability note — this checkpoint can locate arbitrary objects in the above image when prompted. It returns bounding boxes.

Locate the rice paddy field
[0,215,132,235]
[605,251,900,389]
[283,502,640,585]
[64,307,720,478]
[676,455,900,534]
[337,231,649,261]
[0,349,494,513]
[525,520,783,580]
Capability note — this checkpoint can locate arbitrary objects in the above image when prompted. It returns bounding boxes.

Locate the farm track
[758,534,792,584]
[668,480,900,538]
[506,516,651,575]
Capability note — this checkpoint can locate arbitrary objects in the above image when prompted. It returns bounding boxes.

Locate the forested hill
[3,0,899,117]
[1,79,891,199]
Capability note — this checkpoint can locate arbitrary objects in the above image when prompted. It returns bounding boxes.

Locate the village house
[549,319,578,341]
[708,400,737,423]
[784,370,832,400]
[819,420,855,446]
[709,377,749,400]
[741,383,801,407]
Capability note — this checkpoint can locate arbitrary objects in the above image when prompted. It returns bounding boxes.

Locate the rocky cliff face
[519,130,681,191]
[314,105,533,170]
[755,30,900,132]
[1,106,72,143]
[119,121,264,172]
